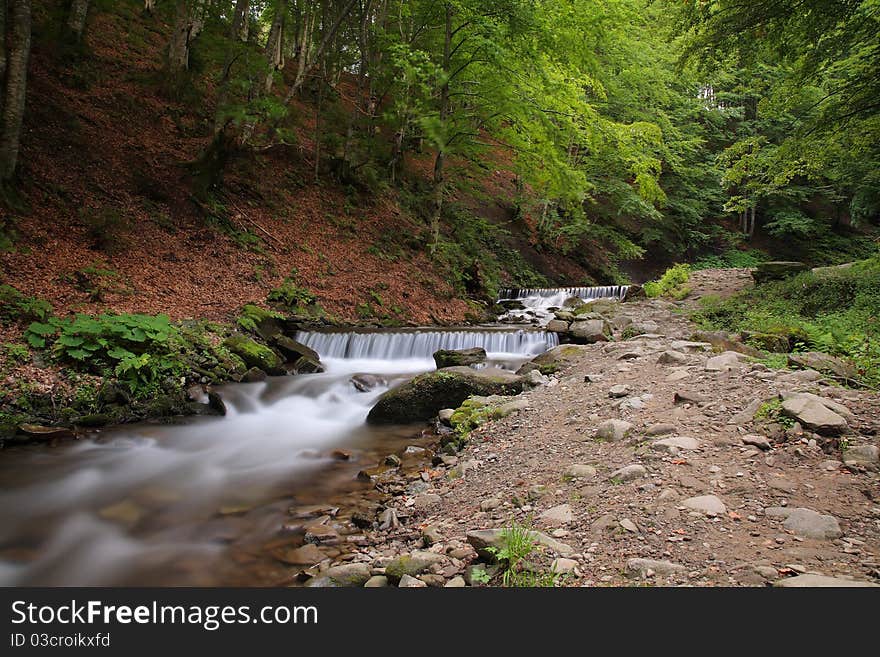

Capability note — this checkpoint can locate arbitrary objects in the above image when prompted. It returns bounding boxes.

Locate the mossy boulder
[516,344,588,375]
[366,367,525,425]
[223,334,284,375]
[741,331,791,353]
[272,335,321,364]
[788,351,857,380]
[433,347,487,369]
[752,261,809,284]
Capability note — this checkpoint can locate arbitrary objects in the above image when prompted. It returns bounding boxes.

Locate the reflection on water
[0,333,550,586]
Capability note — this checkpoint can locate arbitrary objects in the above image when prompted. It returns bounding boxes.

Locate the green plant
[80,207,132,253]
[643,264,691,299]
[0,284,53,324]
[2,342,29,365]
[26,313,181,396]
[237,304,285,332]
[267,271,317,311]
[754,398,795,428]
[485,519,562,588]
[470,567,491,585]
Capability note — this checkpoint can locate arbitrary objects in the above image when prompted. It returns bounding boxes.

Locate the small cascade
[295,328,557,360]
[497,285,629,304]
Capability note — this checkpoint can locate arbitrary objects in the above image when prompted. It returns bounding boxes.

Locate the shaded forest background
[1,0,878,326]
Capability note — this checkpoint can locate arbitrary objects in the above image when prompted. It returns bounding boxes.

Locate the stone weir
[294,327,558,360]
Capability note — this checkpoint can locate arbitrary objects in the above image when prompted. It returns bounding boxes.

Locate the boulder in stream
[433,347,487,368]
[367,367,525,424]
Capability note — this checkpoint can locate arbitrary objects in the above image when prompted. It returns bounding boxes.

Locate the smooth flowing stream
[0,327,555,586]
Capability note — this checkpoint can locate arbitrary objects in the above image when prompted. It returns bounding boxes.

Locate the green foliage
[0,285,53,325]
[643,264,691,299]
[26,313,181,396]
[266,274,318,312]
[237,304,284,333]
[694,254,880,387]
[484,519,562,588]
[2,342,30,365]
[754,398,795,429]
[692,249,767,270]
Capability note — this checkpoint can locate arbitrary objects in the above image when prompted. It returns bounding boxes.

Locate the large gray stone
[539,504,573,525]
[782,508,842,540]
[681,495,727,516]
[705,351,745,371]
[595,419,633,442]
[570,319,613,343]
[657,350,689,365]
[774,574,878,588]
[780,394,848,435]
[516,344,589,375]
[609,464,647,483]
[565,464,597,479]
[433,347,487,368]
[307,563,372,587]
[651,436,701,453]
[385,550,446,582]
[843,445,879,468]
[751,261,809,283]
[546,319,571,333]
[787,352,857,380]
[626,558,686,578]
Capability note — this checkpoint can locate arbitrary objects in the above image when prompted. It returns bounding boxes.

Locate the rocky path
[307,268,880,587]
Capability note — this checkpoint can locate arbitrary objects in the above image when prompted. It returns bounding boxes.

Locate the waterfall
[497,285,629,304]
[295,328,558,360]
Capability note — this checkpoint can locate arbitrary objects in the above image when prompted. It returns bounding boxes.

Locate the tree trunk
[342,0,372,178]
[230,0,249,41]
[0,0,31,182]
[748,205,756,237]
[430,3,452,253]
[0,0,7,83]
[263,0,286,93]
[65,0,90,43]
[144,0,157,14]
[167,0,205,73]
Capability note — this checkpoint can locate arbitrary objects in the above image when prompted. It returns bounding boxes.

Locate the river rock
[780,393,848,435]
[565,464,597,479]
[681,495,727,516]
[609,464,647,483]
[742,434,771,450]
[626,558,686,578]
[751,261,809,283]
[657,350,688,365]
[398,574,428,588]
[367,367,525,424]
[608,384,630,398]
[843,445,879,469]
[242,367,267,382]
[275,543,326,566]
[691,330,762,358]
[670,340,712,353]
[433,347,487,369]
[645,423,676,436]
[466,528,574,560]
[551,558,578,575]
[350,373,386,392]
[223,334,285,375]
[570,319,613,343]
[364,575,389,587]
[546,319,571,333]
[517,344,588,375]
[651,436,701,453]
[539,504,573,525]
[774,574,878,588]
[307,563,372,587]
[385,550,446,582]
[445,576,467,587]
[595,419,633,442]
[272,335,320,364]
[782,508,842,540]
[787,352,857,380]
[705,351,745,371]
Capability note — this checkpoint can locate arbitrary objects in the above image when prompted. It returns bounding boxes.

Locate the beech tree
[0,0,31,183]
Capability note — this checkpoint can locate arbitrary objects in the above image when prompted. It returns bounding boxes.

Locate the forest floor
[341,268,880,587]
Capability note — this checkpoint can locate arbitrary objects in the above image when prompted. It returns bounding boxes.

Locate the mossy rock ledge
[223,334,285,375]
[366,366,525,425]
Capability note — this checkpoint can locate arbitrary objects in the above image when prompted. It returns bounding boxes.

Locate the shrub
[643,264,691,299]
[26,313,181,395]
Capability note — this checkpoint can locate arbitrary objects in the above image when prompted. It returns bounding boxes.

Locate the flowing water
[498,285,629,325]
[0,328,555,586]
